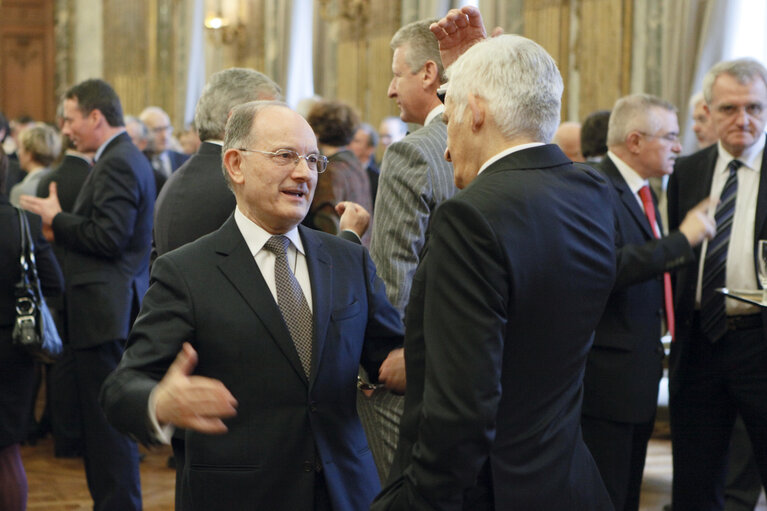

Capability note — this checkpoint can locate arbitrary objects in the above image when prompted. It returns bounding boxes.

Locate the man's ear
[625,131,642,154]
[223,149,245,185]
[422,60,440,90]
[467,93,485,132]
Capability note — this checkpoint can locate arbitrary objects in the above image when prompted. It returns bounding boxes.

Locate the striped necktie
[700,159,742,342]
[264,235,313,376]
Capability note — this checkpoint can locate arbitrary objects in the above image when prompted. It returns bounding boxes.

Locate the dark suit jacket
[36,153,92,212]
[101,218,404,511]
[152,142,233,260]
[51,132,155,348]
[167,149,190,172]
[582,156,693,423]
[374,145,616,510]
[667,138,767,351]
[0,198,63,446]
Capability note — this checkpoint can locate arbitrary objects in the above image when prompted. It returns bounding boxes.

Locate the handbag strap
[14,207,41,293]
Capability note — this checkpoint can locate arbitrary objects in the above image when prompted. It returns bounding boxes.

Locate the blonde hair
[19,123,61,167]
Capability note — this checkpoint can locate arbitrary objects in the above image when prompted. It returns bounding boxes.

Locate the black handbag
[11,206,63,363]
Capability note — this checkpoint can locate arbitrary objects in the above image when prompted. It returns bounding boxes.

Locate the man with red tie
[581,93,716,511]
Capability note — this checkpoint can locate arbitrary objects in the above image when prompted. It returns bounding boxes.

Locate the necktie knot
[728,159,743,176]
[265,235,290,256]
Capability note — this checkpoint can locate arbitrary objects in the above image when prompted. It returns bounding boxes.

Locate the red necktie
[638,185,674,340]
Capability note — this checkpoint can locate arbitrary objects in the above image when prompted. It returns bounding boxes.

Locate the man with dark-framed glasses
[101,101,405,511]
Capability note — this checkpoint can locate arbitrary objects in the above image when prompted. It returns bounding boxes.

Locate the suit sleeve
[614,231,693,289]
[370,140,433,317]
[52,153,146,258]
[100,254,194,445]
[359,247,405,382]
[401,199,504,510]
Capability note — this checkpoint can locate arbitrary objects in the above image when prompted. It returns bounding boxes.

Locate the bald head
[553,122,583,162]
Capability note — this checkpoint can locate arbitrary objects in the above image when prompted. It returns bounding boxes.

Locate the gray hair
[358,122,378,148]
[196,68,282,142]
[124,115,149,141]
[606,94,676,146]
[391,19,446,84]
[689,90,705,112]
[703,58,767,104]
[446,34,563,143]
[221,100,288,189]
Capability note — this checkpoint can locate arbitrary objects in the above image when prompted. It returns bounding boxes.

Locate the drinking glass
[758,240,767,302]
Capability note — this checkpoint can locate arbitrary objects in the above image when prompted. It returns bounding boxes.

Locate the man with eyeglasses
[578,93,716,511]
[668,58,767,511]
[139,106,189,184]
[101,100,405,511]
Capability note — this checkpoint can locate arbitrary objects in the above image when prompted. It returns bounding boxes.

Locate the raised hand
[154,342,238,433]
[430,6,488,68]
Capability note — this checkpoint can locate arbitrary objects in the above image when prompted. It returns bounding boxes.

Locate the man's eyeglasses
[238,148,328,173]
[151,125,173,134]
[638,131,679,143]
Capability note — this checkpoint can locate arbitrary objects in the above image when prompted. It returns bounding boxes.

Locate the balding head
[553,122,583,162]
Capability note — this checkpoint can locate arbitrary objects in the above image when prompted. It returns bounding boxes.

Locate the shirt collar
[94,130,126,162]
[607,150,648,194]
[233,207,305,256]
[716,133,765,172]
[478,142,545,176]
[424,104,445,127]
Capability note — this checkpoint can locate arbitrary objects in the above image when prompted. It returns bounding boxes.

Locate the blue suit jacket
[101,216,404,510]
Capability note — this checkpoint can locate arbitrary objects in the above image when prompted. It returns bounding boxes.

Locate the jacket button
[303,461,313,472]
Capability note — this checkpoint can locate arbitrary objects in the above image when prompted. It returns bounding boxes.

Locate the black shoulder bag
[11,206,63,363]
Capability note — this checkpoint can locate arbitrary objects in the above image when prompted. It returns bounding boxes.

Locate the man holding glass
[101,101,405,511]
[668,58,767,510]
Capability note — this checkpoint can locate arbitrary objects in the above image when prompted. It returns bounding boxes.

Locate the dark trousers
[670,323,767,511]
[0,443,27,511]
[73,341,142,511]
[724,414,762,511]
[582,414,654,511]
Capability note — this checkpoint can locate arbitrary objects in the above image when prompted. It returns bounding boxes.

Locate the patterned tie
[639,185,675,340]
[264,235,313,376]
[700,159,742,342]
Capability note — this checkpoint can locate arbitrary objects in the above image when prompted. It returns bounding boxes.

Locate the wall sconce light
[204,10,244,46]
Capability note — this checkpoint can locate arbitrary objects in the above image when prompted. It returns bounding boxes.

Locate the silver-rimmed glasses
[238,148,328,173]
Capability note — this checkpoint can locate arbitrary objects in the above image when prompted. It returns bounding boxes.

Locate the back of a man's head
[581,110,610,159]
[65,79,124,127]
[195,68,282,142]
[391,19,446,84]
[607,94,676,147]
[446,34,563,143]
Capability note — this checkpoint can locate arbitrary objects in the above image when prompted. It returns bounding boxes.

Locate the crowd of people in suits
[2,4,767,511]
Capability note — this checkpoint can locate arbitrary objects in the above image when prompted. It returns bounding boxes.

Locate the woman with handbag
[0,146,63,510]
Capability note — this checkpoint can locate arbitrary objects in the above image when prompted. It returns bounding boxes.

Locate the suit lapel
[300,226,332,389]
[601,158,654,239]
[753,135,767,274]
[215,217,308,383]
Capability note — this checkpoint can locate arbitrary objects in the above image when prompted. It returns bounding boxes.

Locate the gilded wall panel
[522,0,570,119]
[102,0,149,116]
[575,0,631,119]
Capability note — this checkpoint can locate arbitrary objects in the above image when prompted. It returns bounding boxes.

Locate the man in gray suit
[363,18,457,484]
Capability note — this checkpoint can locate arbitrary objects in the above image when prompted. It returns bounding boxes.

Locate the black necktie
[264,236,313,376]
[700,159,742,342]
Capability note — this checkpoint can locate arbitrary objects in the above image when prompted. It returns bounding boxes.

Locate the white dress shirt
[695,136,765,315]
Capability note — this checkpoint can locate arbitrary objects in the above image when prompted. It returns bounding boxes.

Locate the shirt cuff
[148,385,175,445]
